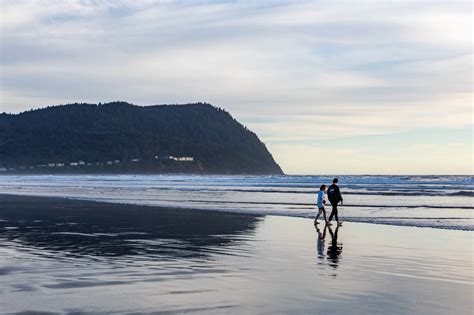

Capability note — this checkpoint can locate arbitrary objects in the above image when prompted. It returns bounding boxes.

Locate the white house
[176,157,194,162]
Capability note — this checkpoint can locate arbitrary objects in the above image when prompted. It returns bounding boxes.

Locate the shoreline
[0,172,471,176]
[0,193,471,232]
[0,193,264,218]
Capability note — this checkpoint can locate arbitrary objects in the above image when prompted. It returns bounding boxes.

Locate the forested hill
[0,102,283,174]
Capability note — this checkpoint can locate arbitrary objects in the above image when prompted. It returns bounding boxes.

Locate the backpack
[327,185,338,202]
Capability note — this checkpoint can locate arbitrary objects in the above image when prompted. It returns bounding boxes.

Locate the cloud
[0,0,472,174]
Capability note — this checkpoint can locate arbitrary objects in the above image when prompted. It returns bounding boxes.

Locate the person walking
[314,184,328,225]
[327,178,343,226]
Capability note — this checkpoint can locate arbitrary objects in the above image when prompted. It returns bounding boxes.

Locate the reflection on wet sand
[315,223,343,269]
[327,225,343,268]
[315,224,327,258]
[0,194,262,259]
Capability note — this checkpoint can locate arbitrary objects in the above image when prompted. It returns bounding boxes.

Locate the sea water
[0,175,472,230]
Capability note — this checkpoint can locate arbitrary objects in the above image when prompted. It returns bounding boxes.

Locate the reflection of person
[315,224,327,258]
[314,184,328,225]
[327,225,342,266]
[327,178,343,226]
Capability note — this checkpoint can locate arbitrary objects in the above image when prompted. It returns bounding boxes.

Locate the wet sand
[0,194,472,314]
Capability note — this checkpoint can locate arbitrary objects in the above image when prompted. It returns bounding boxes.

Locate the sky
[0,0,472,175]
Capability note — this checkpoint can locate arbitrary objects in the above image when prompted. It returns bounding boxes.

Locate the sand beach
[0,194,472,314]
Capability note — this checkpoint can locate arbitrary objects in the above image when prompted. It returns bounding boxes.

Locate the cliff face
[0,102,283,174]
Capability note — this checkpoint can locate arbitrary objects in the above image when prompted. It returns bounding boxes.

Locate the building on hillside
[162,156,194,161]
[176,157,194,162]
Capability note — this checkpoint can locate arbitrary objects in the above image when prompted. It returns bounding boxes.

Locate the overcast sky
[1,0,472,174]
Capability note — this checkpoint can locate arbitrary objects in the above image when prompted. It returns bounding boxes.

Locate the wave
[136,187,473,197]
[224,188,472,197]
[163,199,474,210]
[448,191,474,197]
[332,217,473,231]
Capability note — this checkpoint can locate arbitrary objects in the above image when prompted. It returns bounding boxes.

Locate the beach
[1,194,472,314]
[0,174,472,230]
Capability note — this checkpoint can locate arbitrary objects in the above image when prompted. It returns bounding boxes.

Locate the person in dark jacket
[327,178,343,226]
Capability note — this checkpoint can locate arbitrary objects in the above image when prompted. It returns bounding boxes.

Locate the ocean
[0,174,472,230]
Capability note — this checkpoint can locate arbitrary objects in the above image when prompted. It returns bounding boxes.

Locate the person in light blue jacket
[314,184,328,225]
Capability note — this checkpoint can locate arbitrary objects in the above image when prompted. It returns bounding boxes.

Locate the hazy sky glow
[1,0,472,174]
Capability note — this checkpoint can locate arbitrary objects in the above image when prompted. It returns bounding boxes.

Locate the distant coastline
[0,102,283,175]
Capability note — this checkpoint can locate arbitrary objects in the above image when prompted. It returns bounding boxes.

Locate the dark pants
[328,202,338,222]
